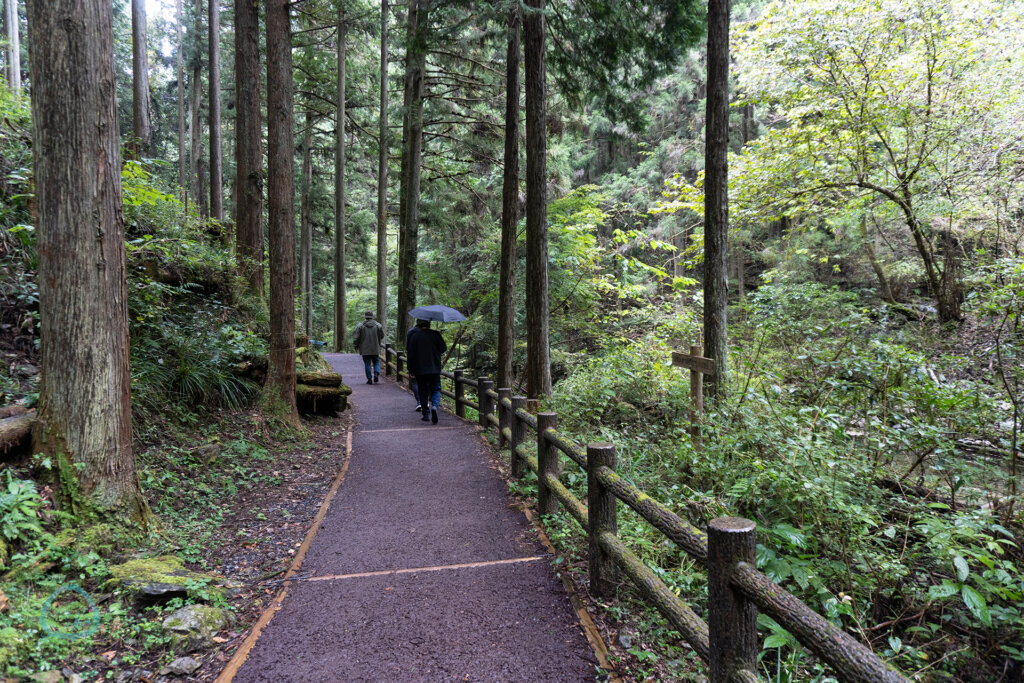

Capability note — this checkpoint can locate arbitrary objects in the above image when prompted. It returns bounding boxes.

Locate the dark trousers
[362,355,380,381]
[416,373,441,413]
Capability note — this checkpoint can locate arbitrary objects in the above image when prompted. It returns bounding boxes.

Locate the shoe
[366,379,373,385]
[374,376,379,383]
[414,404,421,411]
[431,408,438,424]
[421,413,430,421]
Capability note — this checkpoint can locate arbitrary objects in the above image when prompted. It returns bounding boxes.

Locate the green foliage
[0,473,45,554]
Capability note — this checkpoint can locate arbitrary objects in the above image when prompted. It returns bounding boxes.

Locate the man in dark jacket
[405,318,446,423]
[351,311,385,384]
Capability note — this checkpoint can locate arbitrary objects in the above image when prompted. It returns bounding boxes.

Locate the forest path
[229,353,599,681]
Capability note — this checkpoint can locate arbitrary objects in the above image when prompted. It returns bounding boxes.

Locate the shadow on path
[231,353,598,682]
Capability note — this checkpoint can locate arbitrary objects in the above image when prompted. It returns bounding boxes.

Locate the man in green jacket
[351,311,385,384]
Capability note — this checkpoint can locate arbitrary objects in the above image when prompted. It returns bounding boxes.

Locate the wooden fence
[383,345,908,683]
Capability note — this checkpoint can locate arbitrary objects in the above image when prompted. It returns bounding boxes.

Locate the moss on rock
[105,555,224,604]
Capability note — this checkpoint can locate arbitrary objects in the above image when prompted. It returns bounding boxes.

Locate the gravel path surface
[232,353,598,682]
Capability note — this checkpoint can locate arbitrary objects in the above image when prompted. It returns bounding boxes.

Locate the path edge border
[214,430,354,683]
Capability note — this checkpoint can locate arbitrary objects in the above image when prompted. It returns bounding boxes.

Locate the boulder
[161,605,233,649]
[106,556,224,608]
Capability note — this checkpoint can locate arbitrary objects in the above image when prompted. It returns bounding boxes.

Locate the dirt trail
[230,353,599,682]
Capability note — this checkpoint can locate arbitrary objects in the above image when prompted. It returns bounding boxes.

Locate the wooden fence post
[384,344,392,376]
[498,387,512,449]
[708,517,758,683]
[537,412,559,516]
[478,377,493,429]
[454,369,465,418]
[690,343,704,449]
[587,442,618,598]
[397,352,405,382]
[526,398,540,414]
[510,396,526,479]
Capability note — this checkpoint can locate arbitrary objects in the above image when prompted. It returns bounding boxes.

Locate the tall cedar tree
[208,0,223,221]
[235,0,264,295]
[497,6,520,391]
[334,9,347,351]
[177,0,187,193]
[703,0,729,395]
[189,1,206,216]
[27,0,150,522]
[131,0,152,153]
[300,121,313,335]
[264,0,300,425]
[396,0,429,346]
[375,0,388,329]
[5,0,20,92]
[524,0,551,397]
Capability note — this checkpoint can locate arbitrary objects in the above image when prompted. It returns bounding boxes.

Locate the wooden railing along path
[383,345,908,683]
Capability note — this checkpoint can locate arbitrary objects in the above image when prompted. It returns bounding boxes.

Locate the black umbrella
[407,305,467,323]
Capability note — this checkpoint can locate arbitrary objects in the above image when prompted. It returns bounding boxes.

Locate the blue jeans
[416,374,441,412]
[362,355,380,381]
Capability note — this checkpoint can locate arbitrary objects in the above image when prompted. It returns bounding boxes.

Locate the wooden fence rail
[380,348,908,682]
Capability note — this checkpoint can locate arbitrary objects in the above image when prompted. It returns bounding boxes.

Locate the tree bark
[176,0,187,194]
[234,0,263,295]
[703,0,730,397]
[131,0,152,154]
[334,12,347,352]
[861,215,895,303]
[26,0,149,523]
[300,122,313,336]
[523,0,551,397]
[396,0,429,347]
[208,0,223,221]
[263,0,299,425]
[0,411,34,455]
[497,7,520,391]
[4,0,20,92]
[375,0,388,330]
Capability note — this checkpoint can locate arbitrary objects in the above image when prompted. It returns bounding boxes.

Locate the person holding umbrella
[406,317,447,423]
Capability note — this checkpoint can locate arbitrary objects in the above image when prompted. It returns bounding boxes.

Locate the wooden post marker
[453,369,465,418]
[587,442,618,598]
[498,387,512,449]
[510,396,527,479]
[708,517,758,683]
[671,342,715,449]
[478,377,493,429]
[537,412,559,516]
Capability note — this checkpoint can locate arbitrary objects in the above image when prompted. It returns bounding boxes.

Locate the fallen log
[295,383,351,415]
[296,371,343,388]
[0,411,35,455]
[0,405,30,419]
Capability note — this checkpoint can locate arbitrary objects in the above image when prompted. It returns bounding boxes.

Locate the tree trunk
[131,0,152,155]
[197,157,209,218]
[523,0,551,397]
[396,0,429,347]
[898,196,962,323]
[861,215,895,303]
[176,0,187,194]
[234,0,263,296]
[189,5,204,216]
[703,0,730,397]
[4,0,20,92]
[208,0,223,221]
[375,0,388,330]
[263,0,299,426]
[497,7,520,391]
[26,0,149,523]
[300,123,313,336]
[334,12,347,352]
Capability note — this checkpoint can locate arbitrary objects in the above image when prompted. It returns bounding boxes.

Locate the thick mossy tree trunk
[703,0,730,397]
[263,0,300,427]
[497,7,521,391]
[234,0,263,295]
[375,0,389,331]
[396,0,429,347]
[208,0,223,221]
[523,0,551,398]
[27,0,150,523]
[131,0,151,154]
